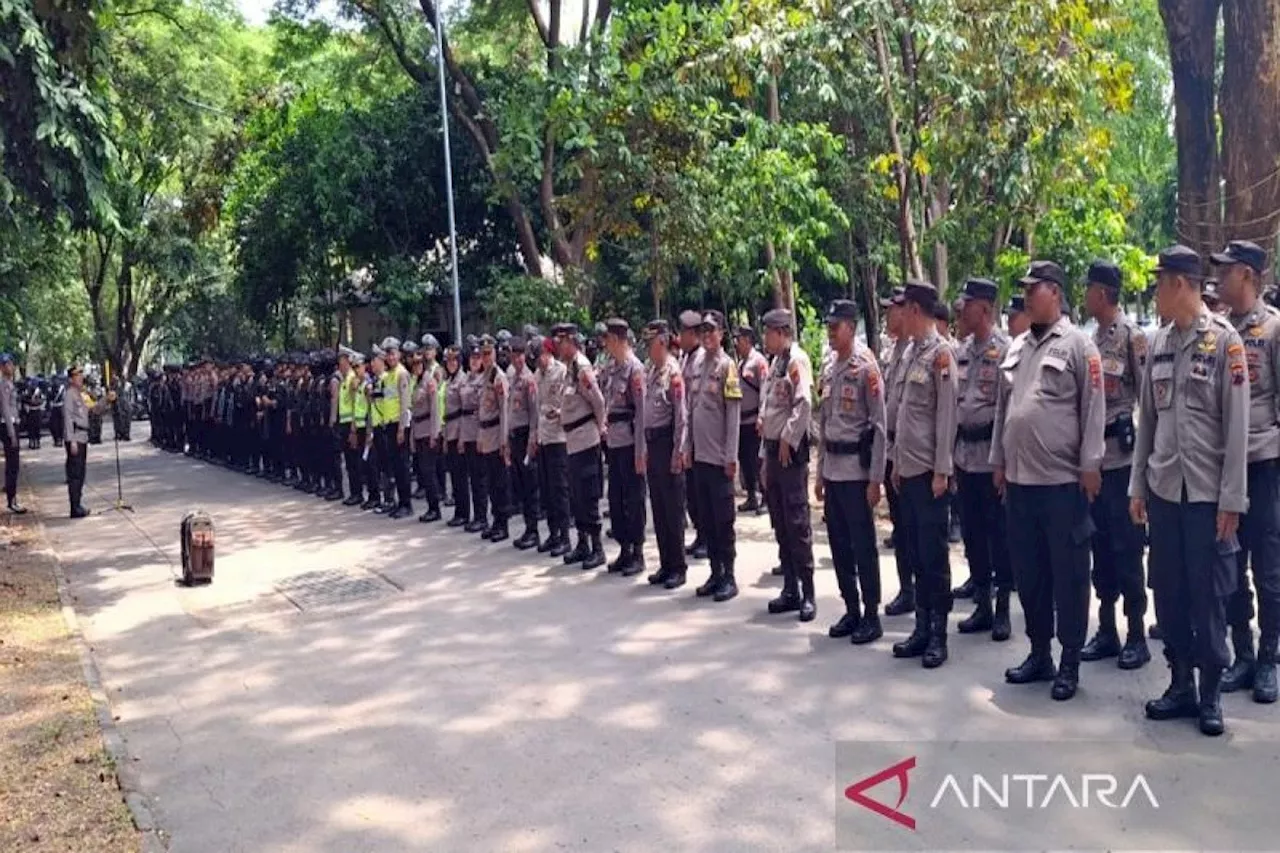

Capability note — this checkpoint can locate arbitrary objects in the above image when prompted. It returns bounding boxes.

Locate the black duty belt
[825,438,865,456]
[607,411,634,425]
[1104,416,1133,439]
[444,410,462,423]
[956,422,994,442]
[460,408,476,416]
[565,413,595,432]
[741,408,758,420]
[479,417,500,429]
[645,425,673,442]
[412,413,432,423]
[510,424,530,438]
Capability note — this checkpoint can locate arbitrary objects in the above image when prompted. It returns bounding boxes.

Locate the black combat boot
[536,531,555,553]
[957,586,992,634]
[713,565,738,602]
[1005,645,1056,684]
[991,590,1011,642]
[1080,602,1121,662]
[465,516,487,534]
[1117,614,1151,670]
[767,578,802,614]
[563,533,589,565]
[851,605,883,645]
[549,528,572,558]
[922,612,949,668]
[621,545,645,578]
[684,537,705,557]
[1254,633,1278,704]
[952,576,974,600]
[737,494,760,513]
[487,518,509,543]
[582,533,606,570]
[829,610,859,639]
[360,497,379,511]
[1144,656,1198,720]
[884,586,915,617]
[647,564,671,586]
[513,528,539,550]
[770,565,784,576]
[1198,666,1226,736]
[607,543,633,573]
[892,609,930,659]
[1221,625,1256,693]
[1051,647,1081,700]
[418,507,441,523]
[798,573,817,622]
[695,563,724,598]
[663,567,687,590]
[447,512,468,527]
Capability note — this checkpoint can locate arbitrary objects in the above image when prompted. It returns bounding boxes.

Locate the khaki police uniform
[478,358,512,537]
[737,345,769,508]
[0,373,19,507]
[644,348,689,584]
[562,349,607,558]
[604,349,648,568]
[534,357,571,552]
[508,359,541,542]
[760,336,815,610]
[687,339,742,596]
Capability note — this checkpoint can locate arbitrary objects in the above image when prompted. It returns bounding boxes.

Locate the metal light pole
[432,2,464,346]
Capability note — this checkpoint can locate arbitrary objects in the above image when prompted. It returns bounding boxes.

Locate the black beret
[826,300,858,322]
[762,309,794,331]
[1019,260,1067,288]
[903,279,938,308]
[1154,244,1202,277]
[962,277,998,302]
[678,310,704,330]
[1211,240,1267,274]
[1086,260,1123,291]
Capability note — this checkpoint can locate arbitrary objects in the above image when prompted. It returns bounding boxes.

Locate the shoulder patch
[867,366,882,398]
[788,361,801,385]
[1088,353,1102,389]
[934,348,951,378]
[724,361,742,400]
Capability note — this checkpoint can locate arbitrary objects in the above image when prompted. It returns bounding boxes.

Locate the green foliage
[479,272,588,331]
[794,294,826,390]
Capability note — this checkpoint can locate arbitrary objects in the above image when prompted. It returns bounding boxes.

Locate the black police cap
[762,308,794,331]
[932,301,951,322]
[643,319,671,341]
[962,277,998,302]
[1211,240,1267,274]
[1019,260,1067,289]
[1006,294,1026,315]
[879,286,906,308]
[550,322,578,338]
[700,310,726,331]
[678,310,703,331]
[734,324,756,340]
[1154,244,1202,277]
[1086,260,1123,291]
[605,318,630,337]
[825,299,858,323]
[903,279,938,308]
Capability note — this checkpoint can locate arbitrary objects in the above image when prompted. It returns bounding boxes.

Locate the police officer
[422,335,449,504]
[685,311,743,602]
[1132,244,1248,736]
[881,287,916,616]
[337,351,365,506]
[1081,260,1151,670]
[817,300,887,642]
[476,335,511,541]
[1213,239,1280,704]
[533,333,572,556]
[678,309,709,560]
[951,277,1013,642]
[410,343,443,522]
[602,319,648,575]
[508,336,541,548]
[22,378,44,449]
[444,345,472,527]
[1006,294,1030,338]
[993,260,1106,701]
[0,354,24,514]
[556,323,607,570]
[641,320,689,588]
[63,365,114,518]
[460,341,487,532]
[759,309,816,620]
[890,281,958,668]
[734,326,768,514]
[48,373,65,447]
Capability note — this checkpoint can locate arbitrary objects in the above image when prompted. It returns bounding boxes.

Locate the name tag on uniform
[1102,357,1124,376]
[1041,355,1068,373]
[907,367,928,384]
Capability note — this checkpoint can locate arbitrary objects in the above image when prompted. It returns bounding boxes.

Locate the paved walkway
[21,424,1274,852]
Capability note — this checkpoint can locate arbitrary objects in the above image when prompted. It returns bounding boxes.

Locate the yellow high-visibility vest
[337,370,355,423]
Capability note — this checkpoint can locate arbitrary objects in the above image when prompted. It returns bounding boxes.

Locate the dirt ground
[0,496,140,853]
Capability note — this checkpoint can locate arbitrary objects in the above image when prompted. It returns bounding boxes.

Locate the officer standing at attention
[880,288,915,616]
[460,341,487,533]
[641,320,690,589]
[602,319,648,576]
[476,335,512,542]
[378,339,414,518]
[734,326,769,514]
[1132,244,1248,736]
[63,365,114,519]
[890,281,958,668]
[1213,239,1280,704]
[508,336,542,549]
[685,311,743,602]
[443,345,472,527]
[411,342,443,523]
[0,354,25,514]
[678,309,709,560]
[817,300,886,643]
[532,334,571,557]
[556,324,607,570]
[758,308,816,620]
[1081,260,1151,670]
[992,260,1106,701]
[952,277,1013,643]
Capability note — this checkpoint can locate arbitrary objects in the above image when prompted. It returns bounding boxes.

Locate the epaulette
[1210,313,1236,332]
[1265,304,1280,319]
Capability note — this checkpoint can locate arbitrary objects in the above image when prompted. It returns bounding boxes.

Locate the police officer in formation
[602,319,648,575]
[641,320,689,588]
[879,287,916,616]
[555,323,607,569]
[0,353,26,514]
[62,365,114,518]
[734,325,768,514]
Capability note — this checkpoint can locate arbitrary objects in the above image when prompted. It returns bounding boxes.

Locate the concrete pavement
[20,423,1278,853]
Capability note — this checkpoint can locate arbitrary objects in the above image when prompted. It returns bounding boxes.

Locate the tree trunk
[765,74,794,314]
[926,180,950,293]
[1221,0,1280,262]
[1160,0,1223,259]
[873,23,924,282]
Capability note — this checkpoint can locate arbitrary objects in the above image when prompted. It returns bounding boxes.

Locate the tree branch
[526,0,552,47]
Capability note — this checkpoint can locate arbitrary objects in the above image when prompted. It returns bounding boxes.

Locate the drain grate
[274,568,396,610]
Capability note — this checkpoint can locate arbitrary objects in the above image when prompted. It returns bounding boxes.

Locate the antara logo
[844,756,917,831]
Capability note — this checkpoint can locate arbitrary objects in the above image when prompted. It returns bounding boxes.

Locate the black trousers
[376,425,412,508]
[1149,493,1234,670]
[49,408,64,444]
[25,411,41,447]
[342,425,363,498]
[1227,459,1280,642]
[826,478,881,613]
[510,428,539,529]
[646,428,686,573]
[738,422,760,499]
[1005,482,1091,650]
[885,459,912,592]
[956,467,1012,594]
[686,456,703,542]
[1088,465,1147,618]
[65,441,87,510]
[692,461,735,570]
[538,442,570,533]
[2,432,18,502]
[414,437,440,510]
[606,444,647,546]
[448,440,471,521]
[568,445,603,535]
[484,449,511,522]
[466,441,487,522]
[764,439,813,593]
[898,472,952,615]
